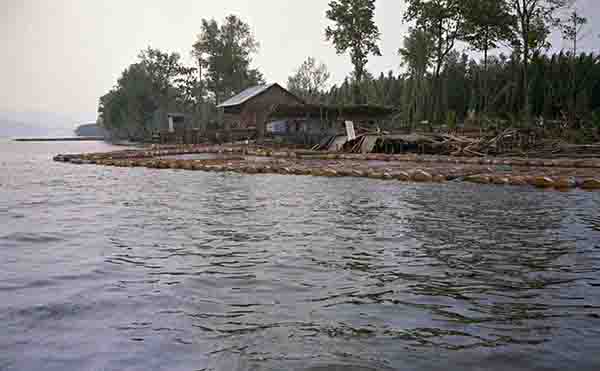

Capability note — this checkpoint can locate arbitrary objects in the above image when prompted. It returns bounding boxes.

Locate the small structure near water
[153,113,198,144]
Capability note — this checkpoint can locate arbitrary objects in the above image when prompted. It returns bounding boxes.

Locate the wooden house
[217,83,397,145]
[217,83,305,142]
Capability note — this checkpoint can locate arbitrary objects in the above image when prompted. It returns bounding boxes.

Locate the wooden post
[255,111,264,144]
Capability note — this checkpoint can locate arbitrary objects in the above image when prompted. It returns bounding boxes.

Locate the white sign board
[168,116,175,133]
[345,121,356,141]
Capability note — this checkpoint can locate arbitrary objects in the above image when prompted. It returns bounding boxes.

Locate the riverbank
[53,144,600,191]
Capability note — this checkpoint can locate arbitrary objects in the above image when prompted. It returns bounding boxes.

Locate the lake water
[1,140,600,371]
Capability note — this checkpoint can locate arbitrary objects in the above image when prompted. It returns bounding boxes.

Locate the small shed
[217,83,305,142]
[167,113,188,133]
[151,111,196,144]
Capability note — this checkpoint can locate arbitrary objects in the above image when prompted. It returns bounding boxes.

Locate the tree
[442,51,471,120]
[98,48,198,140]
[325,0,381,102]
[460,0,513,112]
[324,48,600,133]
[138,48,184,92]
[98,63,157,140]
[192,15,264,105]
[398,27,434,124]
[287,57,331,103]
[173,65,201,110]
[138,48,188,113]
[98,89,127,137]
[561,9,587,56]
[505,0,570,118]
[561,9,588,124]
[404,0,463,123]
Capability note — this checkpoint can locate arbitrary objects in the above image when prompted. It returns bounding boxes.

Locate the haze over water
[1,140,600,371]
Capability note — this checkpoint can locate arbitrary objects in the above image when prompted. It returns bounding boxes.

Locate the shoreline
[14,136,106,142]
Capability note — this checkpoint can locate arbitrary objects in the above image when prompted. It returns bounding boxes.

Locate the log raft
[53,145,600,192]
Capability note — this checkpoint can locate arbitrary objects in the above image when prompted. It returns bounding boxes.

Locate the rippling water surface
[1,140,600,371]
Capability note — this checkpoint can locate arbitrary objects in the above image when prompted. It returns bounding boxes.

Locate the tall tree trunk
[523,50,530,121]
[413,76,421,125]
[521,10,531,122]
[434,62,442,126]
[197,58,206,134]
[353,83,362,105]
[482,27,489,115]
[433,19,443,125]
[571,12,578,125]
[353,57,364,105]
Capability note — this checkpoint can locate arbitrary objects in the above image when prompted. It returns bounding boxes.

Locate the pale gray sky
[1,0,598,122]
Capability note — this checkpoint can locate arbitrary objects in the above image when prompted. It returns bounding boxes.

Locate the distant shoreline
[13,137,105,142]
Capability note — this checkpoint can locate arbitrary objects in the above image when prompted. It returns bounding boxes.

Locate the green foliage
[287,57,331,103]
[138,48,185,99]
[99,15,265,140]
[404,0,462,76]
[398,27,434,125]
[561,9,587,55]
[446,110,457,130]
[398,0,570,122]
[403,0,463,123]
[505,0,570,116]
[325,0,381,91]
[192,15,264,104]
[98,48,202,140]
[460,0,513,56]
[398,27,434,76]
[591,111,600,129]
[460,0,513,114]
[324,51,600,129]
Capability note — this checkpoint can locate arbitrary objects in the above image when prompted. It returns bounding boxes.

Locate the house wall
[228,85,304,142]
[265,117,340,146]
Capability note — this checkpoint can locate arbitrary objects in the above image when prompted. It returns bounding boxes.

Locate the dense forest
[98,0,600,141]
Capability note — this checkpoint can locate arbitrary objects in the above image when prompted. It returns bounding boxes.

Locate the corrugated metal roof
[217,83,277,108]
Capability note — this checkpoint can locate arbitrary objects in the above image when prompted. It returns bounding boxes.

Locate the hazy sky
[1,0,598,122]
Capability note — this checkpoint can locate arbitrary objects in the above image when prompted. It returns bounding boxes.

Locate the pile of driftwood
[337,130,520,156]
[330,129,600,158]
[440,129,520,156]
[439,130,600,157]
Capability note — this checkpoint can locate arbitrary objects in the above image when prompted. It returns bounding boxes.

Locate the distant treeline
[75,123,106,137]
[98,0,599,141]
